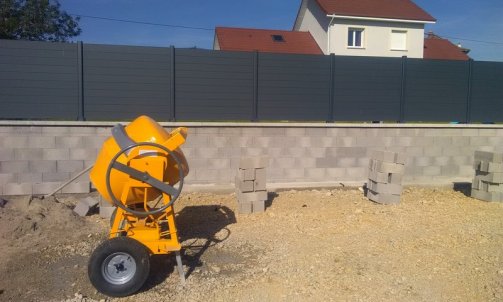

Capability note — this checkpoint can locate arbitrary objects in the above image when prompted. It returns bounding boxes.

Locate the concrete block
[239,157,268,169]
[62,181,91,194]
[367,190,400,205]
[0,149,15,161]
[100,206,116,219]
[56,160,84,173]
[336,157,357,168]
[474,161,503,173]
[14,149,43,160]
[3,136,29,148]
[3,183,32,195]
[55,137,83,148]
[28,136,56,149]
[368,180,402,195]
[471,188,503,202]
[238,168,255,181]
[473,172,503,184]
[42,172,70,182]
[472,178,481,190]
[0,173,16,185]
[369,159,404,174]
[73,201,93,217]
[69,127,97,135]
[368,170,389,183]
[43,149,70,160]
[32,182,62,195]
[284,168,304,179]
[41,126,69,134]
[423,166,441,176]
[368,170,402,184]
[254,168,266,191]
[0,161,29,173]
[196,147,219,159]
[17,173,43,183]
[81,136,106,148]
[69,149,98,160]
[252,200,265,213]
[305,168,327,180]
[29,161,57,173]
[207,158,231,170]
[371,150,398,163]
[235,177,254,193]
[238,201,253,214]
[237,191,267,203]
[477,181,503,193]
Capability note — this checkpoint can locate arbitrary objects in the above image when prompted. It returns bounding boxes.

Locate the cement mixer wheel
[88,237,150,297]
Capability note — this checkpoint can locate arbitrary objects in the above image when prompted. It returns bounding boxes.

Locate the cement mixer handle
[111,162,179,196]
[112,124,136,155]
[105,141,185,217]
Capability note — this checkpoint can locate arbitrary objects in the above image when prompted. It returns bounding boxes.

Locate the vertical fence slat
[327,54,335,123]
[77,41,85,121]
[252,51,258,121]
[465,59,474,123]
[399,56,407,123]
[169,46,176,121]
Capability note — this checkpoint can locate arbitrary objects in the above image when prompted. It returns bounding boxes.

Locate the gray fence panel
[258,53,330,121]
[332,56,402,121]
[404,59,469,122]
[83,44,172,121]
[175,49,254,121]
[470,61,503,122]
[0,40,78,119]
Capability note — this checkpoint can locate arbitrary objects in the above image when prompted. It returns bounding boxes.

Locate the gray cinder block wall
[1,121,503,195]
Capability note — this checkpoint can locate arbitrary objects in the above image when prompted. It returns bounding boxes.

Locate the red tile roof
[215,27,323,55]
[424,35,470,61]
[315,0,436,22]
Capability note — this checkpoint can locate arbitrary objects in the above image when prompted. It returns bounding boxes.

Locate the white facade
[294,0,433,58]
[329,19,425,58]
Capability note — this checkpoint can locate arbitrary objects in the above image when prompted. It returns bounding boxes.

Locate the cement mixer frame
[87,116,189,297]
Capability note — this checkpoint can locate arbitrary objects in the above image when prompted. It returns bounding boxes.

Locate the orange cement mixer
[87,115,189,297]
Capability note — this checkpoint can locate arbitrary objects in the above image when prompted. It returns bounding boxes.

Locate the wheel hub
[102,252,137,285]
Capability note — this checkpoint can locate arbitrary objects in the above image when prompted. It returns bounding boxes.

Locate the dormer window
[272,35,285,42]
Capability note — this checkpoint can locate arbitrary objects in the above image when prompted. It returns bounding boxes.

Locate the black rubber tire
[88,237,150,297]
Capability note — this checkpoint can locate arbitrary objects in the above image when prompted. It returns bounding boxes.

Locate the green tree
[0,0,81,42]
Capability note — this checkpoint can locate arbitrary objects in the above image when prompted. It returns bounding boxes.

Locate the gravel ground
[1,187,502,302]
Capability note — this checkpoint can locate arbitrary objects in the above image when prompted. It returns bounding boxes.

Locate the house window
[272,35,285,42]
[391,30,407,50]
[348,28,364,48]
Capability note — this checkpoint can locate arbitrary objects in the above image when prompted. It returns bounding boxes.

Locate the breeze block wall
[1,121,503,195]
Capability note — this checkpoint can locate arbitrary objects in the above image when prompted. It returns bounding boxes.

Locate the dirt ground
[0,187,502,302]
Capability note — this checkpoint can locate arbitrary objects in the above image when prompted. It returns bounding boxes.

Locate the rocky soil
[1,187,502,302]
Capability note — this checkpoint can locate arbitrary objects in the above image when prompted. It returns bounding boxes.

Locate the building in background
[215,0,470,60]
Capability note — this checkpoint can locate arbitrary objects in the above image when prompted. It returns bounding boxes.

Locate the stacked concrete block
[99,196,116,219]
[235,157,267,214]
[471,151,503,202]
[367,150,405,205]
[74,196,99,217]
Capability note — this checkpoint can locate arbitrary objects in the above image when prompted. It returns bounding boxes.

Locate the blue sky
[60,0,503,61]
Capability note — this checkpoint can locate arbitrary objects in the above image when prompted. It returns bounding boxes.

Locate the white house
[293,0,436,58]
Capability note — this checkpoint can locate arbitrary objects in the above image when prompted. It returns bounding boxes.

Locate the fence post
[465,59,474,123]
[169,46,176,121]
[252,51,259,121]
[327,54,335,123]
[399,55,407,123]
[77,41,85,121]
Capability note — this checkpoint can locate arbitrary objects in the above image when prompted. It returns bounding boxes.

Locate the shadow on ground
[141,205,236,290]
[453,182,472,197]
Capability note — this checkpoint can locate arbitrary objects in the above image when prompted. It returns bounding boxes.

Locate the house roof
[215,27,323,55]
[315,0,436,22]
[424,35,470,61]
